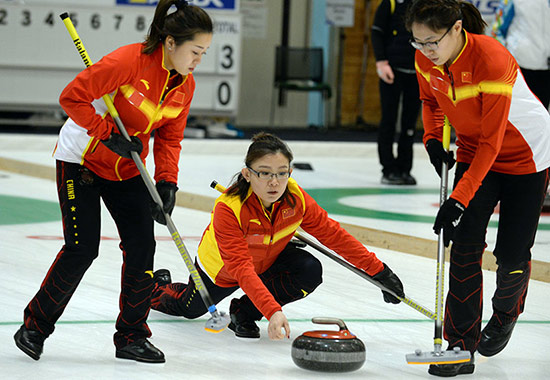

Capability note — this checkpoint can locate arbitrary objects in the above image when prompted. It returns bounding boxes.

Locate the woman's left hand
[268,310,290,340]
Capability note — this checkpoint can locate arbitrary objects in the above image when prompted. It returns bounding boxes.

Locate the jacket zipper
[445,64,456,101]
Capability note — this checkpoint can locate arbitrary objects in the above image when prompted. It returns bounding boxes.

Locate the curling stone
[291,317,366,372]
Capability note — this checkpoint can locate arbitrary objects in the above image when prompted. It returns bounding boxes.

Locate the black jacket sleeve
[371,0,391,62]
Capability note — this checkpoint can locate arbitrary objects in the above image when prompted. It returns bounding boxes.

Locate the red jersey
[197,178,384,320]
[416,31,550,207]
[55,43,194,182]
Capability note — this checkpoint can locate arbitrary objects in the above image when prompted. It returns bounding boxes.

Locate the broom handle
[434,116,451,353]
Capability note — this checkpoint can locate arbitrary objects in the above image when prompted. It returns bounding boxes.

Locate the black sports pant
[151,243,323,320]
[444,163,549,352]
[23,161,156,348]
[377,70,421,176]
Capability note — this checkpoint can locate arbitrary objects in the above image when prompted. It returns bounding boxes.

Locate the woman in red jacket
[14,0,212,364]
[151,132,405,340]
[405,0,550,377]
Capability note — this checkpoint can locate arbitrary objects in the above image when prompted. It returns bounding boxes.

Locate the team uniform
[415,30,550,353]
[23,42,194,349]
[152,178,385,321]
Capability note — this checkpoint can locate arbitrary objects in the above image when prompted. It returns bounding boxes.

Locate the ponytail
[143,0,213,55]
[459,1,487,35]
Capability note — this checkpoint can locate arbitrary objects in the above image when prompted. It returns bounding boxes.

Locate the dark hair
[226,132,295,206]
[142,0,213,55]
[405,0,487,35]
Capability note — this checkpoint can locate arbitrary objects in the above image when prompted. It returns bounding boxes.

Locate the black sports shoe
[115,338,165,363]
[228,314,260,339]
[14,325,46,361]
[153,269,172,287]
[478,316,516,357]
[428,356,475,377]
[381,172,405,185]
[401,173,417,185]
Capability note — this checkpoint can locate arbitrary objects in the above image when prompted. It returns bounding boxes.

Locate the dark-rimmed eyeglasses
[410,25,453,51]
[247,166,291,180]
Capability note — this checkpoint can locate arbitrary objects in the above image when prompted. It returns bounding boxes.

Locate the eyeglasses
[247,166,291,180]
[410,25,453,51]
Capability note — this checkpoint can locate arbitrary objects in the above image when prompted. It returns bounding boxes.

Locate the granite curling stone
[291,317,366,372]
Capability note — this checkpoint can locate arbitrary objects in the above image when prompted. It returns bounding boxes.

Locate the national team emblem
[282,208,295,219]
[173,91,185,104]
[140,79,150,90]
[461,72,472,83]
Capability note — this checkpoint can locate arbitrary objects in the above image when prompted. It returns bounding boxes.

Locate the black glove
[433,198,465,247]
[151,180,178,225]
[372,264,404,304]
[426,138,456,177]
[101,133,143,159]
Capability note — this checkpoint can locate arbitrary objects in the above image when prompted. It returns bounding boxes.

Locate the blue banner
[116,0,158,6]
[116,0,238,11]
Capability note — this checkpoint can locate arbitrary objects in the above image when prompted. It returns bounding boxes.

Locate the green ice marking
[304,188,550,230]
[0,195,60,225]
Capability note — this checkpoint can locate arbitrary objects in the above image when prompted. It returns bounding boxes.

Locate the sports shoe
[381,172,404,185]
[14,325,46,361]
[153,269,172,287]
[228,313,260,339]
[428,356,475,377]
[401,173,417,185]
[478,315,516,357]
[115,338,165,363]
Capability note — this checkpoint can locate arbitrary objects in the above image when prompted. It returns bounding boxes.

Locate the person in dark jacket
[372,0,421,185]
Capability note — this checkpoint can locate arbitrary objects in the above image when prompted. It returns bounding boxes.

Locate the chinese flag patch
[461,72,472,83]
[173,91,185,104]
[282,208,295,219]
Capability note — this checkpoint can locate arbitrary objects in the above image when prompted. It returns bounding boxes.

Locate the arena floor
[1,134,548,379]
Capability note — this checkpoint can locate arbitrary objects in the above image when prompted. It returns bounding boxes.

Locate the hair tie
[175,0,189,10]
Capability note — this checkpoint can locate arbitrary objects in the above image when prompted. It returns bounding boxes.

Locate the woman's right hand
[268,310,290,340]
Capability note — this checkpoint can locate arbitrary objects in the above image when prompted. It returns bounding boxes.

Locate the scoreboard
[0,0,241,116]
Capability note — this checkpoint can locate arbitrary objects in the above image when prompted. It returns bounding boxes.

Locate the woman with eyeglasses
[405,0,550,377]
[150,132,405,340]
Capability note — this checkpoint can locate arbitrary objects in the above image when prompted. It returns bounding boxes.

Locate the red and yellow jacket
[197,178,384,320]
[55,43,194,182]
[416,31,550,207]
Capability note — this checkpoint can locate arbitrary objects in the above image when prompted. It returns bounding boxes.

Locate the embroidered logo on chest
[282,208,295,219]
[140,79,150,90]
[461,72,472,84]
[172,91,185,104]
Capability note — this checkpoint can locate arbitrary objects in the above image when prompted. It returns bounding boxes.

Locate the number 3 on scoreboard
[218,44,236,74]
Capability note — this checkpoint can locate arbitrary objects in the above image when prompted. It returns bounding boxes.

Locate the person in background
[14,0,212,364]
[492,0,550,110]
[372,0,421,185]
[151,133,405,340]
[405,0,550,376]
